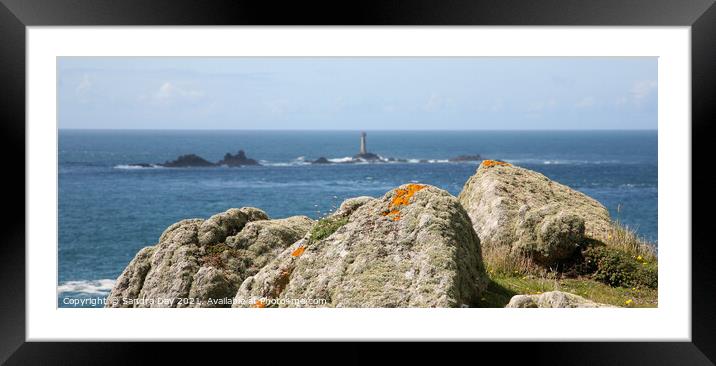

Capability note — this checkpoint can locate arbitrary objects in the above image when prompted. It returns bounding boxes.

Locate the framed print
[2,0,715,363]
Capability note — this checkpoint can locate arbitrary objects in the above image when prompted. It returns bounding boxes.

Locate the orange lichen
[481,160,511,168]
[382,184,426,222]
[291,245,306,257]
[390,184,426,207]
[252,299,266,308]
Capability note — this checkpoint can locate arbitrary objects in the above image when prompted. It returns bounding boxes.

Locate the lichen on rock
[458,161,612,265]
[505,291,615,308]
[233,184,489,308]
[105,208,312,308]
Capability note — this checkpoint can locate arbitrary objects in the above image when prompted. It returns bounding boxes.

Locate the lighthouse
[359,132,367,155]
[354,131,379,161]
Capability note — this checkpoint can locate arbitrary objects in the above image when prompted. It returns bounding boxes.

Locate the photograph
[57,56,658,309]
[4,0,713,361]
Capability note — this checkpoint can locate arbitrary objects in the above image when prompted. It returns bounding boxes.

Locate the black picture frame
[1,0,714,364]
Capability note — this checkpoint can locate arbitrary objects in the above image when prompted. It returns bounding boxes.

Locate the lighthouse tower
[359,132,367,155]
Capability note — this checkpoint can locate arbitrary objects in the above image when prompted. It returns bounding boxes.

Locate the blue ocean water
[58,130,657,307]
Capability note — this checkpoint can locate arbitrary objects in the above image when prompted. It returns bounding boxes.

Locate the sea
[58,130,658,307]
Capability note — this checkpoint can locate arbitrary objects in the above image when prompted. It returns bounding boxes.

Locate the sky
[58,57,657,130]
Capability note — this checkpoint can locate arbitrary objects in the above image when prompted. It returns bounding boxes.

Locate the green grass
[476,219,658,307]
[602,220,656,262]
[477,272,658,308]
[309,216,348,242]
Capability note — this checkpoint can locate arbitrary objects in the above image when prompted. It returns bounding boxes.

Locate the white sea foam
[261,157,312,167]
[114,164,164,170]
[58,279,115,294]
[328,156,357,163]
[504,158,625,166]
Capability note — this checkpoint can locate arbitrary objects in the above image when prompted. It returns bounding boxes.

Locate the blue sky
[58,57,657,130]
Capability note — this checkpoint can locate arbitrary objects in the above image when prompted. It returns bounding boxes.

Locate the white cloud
[528,98,557,112]
[491,98,504,112]
[148,82,205,105]
[423,93,454,112]
[575,96,596,108]
[615,80,657,107]
[264,99,290,116]
[630,80,657,105]
[383,104,398,113]
[75,74,93,95]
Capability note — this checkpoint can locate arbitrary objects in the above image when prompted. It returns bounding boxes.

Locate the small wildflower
[625,299,634,306]
[636,255,643,261]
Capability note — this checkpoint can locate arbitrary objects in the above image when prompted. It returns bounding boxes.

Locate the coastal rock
[104,246,155,306]
[312,155,409,164]
[105,209,312,308]
[312,157,332,164]
[127,163,155,168]
[332,196,375,218]
[224,215,315,263]
[449,154,483,162]
[217,150,260,166]
[506,291,615,308]
[160,154,215,167]
[197,207,269,246]
[458,161,612,264]
[233,184,488,308]
[353,152,381,161]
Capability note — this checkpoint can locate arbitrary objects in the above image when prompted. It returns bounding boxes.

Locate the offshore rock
[217,150,260,166]
[160,154,215,167]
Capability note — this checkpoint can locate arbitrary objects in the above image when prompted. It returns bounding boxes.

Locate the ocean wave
[261,157,312,167]
[505,158,625,165]
[326,156,454,164]
[58,279,115,294]
[200,179,395,191]
[114,164,164,170]
[328,156,359,163]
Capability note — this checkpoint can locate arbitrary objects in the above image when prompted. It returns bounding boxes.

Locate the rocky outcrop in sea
[448,154,483,162]
[217,150,260,166]
[160,154,215,168]
[128,150,261,168]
